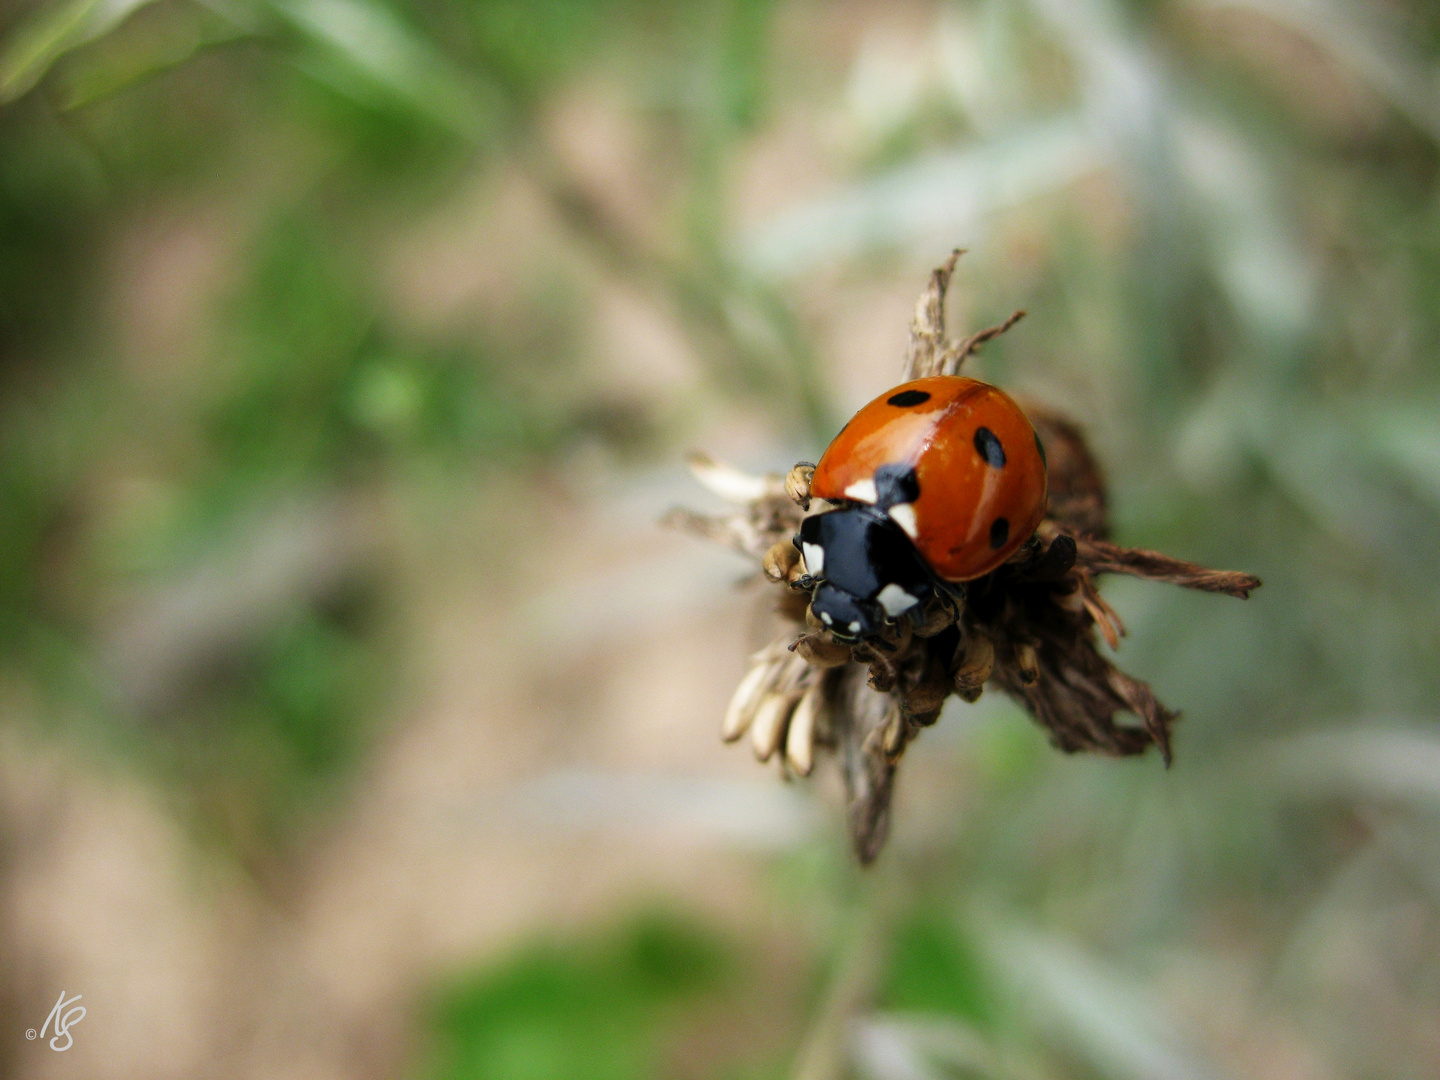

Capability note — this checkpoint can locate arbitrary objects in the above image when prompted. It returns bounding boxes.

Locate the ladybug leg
[785,462,815,509]
[762,539,800,582]
[764,538,819,589]
[932,578,967,610]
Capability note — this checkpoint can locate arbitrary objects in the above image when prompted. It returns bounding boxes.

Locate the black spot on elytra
[1034,431,1046,467]
[887,389,931,407]
[872,463,920,508]
[989,517,1010,550]
[974,427,1006,468]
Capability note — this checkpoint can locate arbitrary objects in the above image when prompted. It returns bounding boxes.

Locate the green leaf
[0,0,158,102]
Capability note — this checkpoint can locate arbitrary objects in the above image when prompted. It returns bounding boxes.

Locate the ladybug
[796,375,1048,641]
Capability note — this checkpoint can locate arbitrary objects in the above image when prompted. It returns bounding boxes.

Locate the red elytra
[811,375,1048,581]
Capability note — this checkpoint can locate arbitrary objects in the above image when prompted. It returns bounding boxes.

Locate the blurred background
[2,0,1439,1076]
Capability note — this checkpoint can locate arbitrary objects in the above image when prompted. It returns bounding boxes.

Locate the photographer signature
[26,991,85,1051]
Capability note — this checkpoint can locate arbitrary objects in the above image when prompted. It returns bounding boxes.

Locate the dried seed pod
[688,451,782,504]
[751,690,800,762]
[903,656,951,718]
[785,680,827,776]
[873,616,913,657]
[952,633,994,702]
[1014,642,1040,685]
[722,660,777,742]
[881,709,909,759]
[1057,581,1088,613]
[911,596,959,637]
[859,646,898,694]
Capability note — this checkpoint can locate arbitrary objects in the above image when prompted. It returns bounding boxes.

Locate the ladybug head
[796,505,933,643]
[810,581,883,641]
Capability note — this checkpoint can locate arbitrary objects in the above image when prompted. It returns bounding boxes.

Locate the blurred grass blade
[56,2,255,110]
[852,1014,1001,1080]
[742,117,1100,278]
[466,769,820,850]
[1033,0,1316,341]
[1372,819,1440,907]
[265,0,494,138]
[1250,399,1440,564]
[1239,724,1440,809]
[1367,405,1440,508]
[972,914,1232,1080]
[1027,0,1167,147]
[1174,116,1315,339]
[0,0,156,101]
[1195,0,1440,143]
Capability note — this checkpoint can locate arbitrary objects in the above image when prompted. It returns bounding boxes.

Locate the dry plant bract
[666,253,1261,863]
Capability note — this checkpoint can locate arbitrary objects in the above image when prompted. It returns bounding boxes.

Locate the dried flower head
[667,253,1261,863]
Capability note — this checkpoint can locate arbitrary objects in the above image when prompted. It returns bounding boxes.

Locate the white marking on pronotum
[888,502,918,538]
[876,583,920,617]
[843,478,877,503]
[820,611,833,624]
[801,542,825,577]
[848,620,861,633]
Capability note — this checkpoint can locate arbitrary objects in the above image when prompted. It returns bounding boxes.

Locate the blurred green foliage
[879,911,993,1027]
[422,910,765,1080]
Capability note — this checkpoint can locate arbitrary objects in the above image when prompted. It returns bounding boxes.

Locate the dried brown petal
[1075,536,1262,598]
[1079,576,1125,650]
[832,665,899,864]
[1025,409,1110,538]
